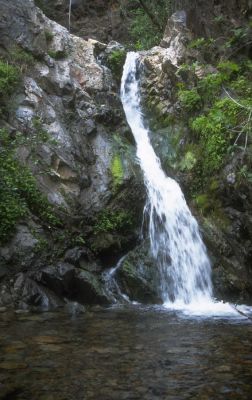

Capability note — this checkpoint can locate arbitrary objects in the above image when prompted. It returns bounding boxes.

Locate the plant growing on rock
[178,88,201,111]
[94,209,133,234]
[107,49,126,79]
[0,61,20,98]
[111,154,124,189]
[0,129,60,245]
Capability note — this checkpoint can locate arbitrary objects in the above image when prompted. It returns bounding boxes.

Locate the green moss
[111,154,124,188]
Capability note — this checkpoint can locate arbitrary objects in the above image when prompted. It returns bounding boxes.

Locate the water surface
[0,305,252,399]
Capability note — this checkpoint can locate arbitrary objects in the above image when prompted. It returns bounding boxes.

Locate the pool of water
[0,305,252,400]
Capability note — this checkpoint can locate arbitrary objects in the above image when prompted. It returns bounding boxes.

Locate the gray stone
[13,273,64,310]
[117,242,162,304]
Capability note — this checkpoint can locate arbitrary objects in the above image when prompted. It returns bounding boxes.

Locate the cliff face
[33,0,130,43]
[0,0,252,309]
[0,0,144,310]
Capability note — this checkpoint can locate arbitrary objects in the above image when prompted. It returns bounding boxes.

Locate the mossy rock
[116,242,162,304]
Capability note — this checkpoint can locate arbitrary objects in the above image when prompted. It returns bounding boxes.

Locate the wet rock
[31,262,109,305]
[117,242,162,304]
[64,301,86,314]
[13,273,64,310]
[32,263,76,298]
[73,269,109,305]
[0,266,8,280]
[64,247,91,267]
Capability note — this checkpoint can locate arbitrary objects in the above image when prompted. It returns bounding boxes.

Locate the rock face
[171,0,250,37]
[0,0,145,309]
[0,0,251,309]
[33,0,130,43]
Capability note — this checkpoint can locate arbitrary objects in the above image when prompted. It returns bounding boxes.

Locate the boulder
[116,242,162,304]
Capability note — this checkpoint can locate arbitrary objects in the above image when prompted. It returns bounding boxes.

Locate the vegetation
[176,47,252,191]
[107,49,126,78]
[178,88,201,111]
[0,129,60,245]
[111,154,124,188]
[45,30,54,43]
[0,61,20,99]
[9,46,35,71]
[124,0,174,49]
[48,50,68,60]
[94,209,133,234]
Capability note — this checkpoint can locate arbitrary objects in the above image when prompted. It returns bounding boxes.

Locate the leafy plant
[197,73,226,100]
[188,37,214,49]
[179,151,197,171]
[178,88,201,111]
[107,49,126,78]
[0,129,60,245]
[94,209,133,234]
[9,46,35,71]
[0,61,20,97]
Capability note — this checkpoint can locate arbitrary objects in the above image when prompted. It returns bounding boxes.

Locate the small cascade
[103,256,130,304]
[120,52,213,306]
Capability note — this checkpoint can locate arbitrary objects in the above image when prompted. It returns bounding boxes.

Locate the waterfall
[121,52,213,306]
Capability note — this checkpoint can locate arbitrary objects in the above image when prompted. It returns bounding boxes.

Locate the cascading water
[121,52,213,307]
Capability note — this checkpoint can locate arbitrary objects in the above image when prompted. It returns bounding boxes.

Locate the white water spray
[121,52,213,306]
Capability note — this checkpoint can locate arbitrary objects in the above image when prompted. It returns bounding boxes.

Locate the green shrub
[94,209,133,234]
[217,61,240,78]
[178,88,201,111]
[0,129,60,245]
[188,37,214,49]
[230,76,252,97]
[179,151,197,171]
[129,8,162,50]
[9,46,35,69]
[0,61,20,97]
[107,49,126,78]
[198,73,226,100]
